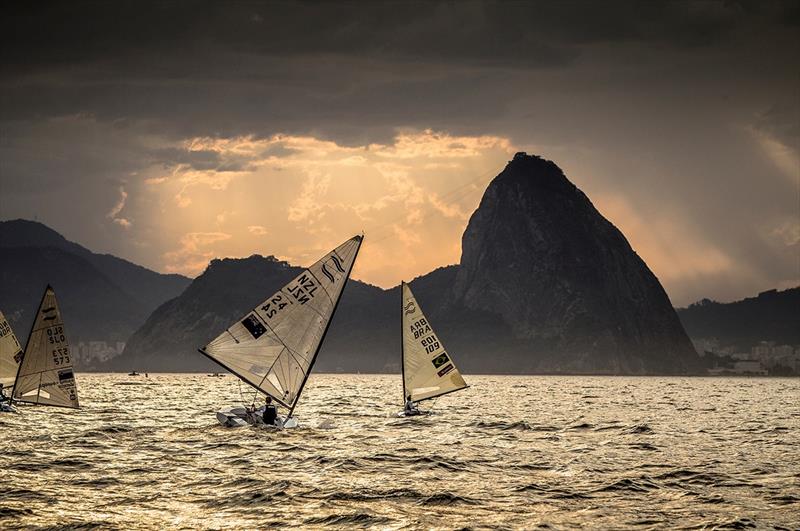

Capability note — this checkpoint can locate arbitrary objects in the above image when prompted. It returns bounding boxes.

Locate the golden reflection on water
[1,374,798,529]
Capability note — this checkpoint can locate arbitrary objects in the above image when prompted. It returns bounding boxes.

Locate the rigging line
[237,378,246,406]
[427,396,440,416]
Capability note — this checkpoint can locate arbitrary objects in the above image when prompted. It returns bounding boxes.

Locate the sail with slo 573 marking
[12,285,80,408]
[401,282,467,405]
[200,234,363,425]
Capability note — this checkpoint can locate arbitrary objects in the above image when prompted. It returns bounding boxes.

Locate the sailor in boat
[404,395,420,416]
[263,396,278,426]
[0,384,14,412]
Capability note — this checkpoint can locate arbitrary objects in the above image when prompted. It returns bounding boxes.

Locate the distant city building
[773,345,794,357]
[732,360,767,375]
[73,340,126,367]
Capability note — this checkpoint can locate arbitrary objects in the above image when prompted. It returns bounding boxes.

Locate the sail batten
[12,286,80,408]
[202,235,363,411]
[402,282,467,403]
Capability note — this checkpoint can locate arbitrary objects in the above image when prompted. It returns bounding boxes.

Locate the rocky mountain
[0,220,190,311]
[677,287,800,350]
[0,220,191,367]
[107,255,399,373]
[451,153,699,374]
[111,153,700,374]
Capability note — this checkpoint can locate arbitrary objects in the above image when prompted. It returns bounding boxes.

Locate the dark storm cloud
[1,1,798,138]
[0,1,797,304]
[2,1,796,71]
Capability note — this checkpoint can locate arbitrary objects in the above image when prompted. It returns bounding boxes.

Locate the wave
[515,483,592,499]
[0,507,33,519]
[474,420,559,432]
[566,422,594,430]
[302,513,393,526]
[623,423,653,434]
[595,478,660,493]
[628,442,659,451]
[653,469,755,488]
[73,477,121,488]
[302,487,479,507]
[3,488,53,502]
[419,492,480,506]
[202,481,292,509]
[305,487,423,502]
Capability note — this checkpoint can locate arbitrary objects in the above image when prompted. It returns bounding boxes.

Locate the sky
[0,1,797,306]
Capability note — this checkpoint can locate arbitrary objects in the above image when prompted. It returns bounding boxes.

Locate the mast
[287,234,363,418]
[400,281,406,404]
[10,284,50,406]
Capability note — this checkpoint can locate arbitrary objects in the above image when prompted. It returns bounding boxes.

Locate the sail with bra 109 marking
[402,282,467,402]
[201,235,363,411]
[0,310,23,389]
[13,286,80,408]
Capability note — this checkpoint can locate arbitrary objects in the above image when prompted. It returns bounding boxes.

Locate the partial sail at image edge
[201,234,363,411]
[12,286,80,408]
[0,310,23,389]
[402,282,467,403]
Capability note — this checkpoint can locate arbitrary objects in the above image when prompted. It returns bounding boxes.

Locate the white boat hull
[215,406,298,429]
[1,402,17,414]
[396,409,428,417]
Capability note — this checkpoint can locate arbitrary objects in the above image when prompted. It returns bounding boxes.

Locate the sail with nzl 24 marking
[0,310,23,389]
[12,286,80,408]
[200,235,363,414]
[402,282,467,403]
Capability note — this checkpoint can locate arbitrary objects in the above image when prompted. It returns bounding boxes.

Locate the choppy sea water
[0,374,798,530]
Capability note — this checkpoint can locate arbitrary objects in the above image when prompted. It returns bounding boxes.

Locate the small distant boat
[398,281,467,417]
[206,372,225,377]
[199,235,363,429]
[11,285,80,409]
[0,310,23,413]
[128,371,140,376]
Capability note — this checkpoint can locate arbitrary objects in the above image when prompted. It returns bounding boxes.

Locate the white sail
[0,310,23,388]
[13,286,80,408]
[201,235,363,412]
[402,282,467,402]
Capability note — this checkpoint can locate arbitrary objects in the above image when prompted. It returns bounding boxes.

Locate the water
[1,374,798,530]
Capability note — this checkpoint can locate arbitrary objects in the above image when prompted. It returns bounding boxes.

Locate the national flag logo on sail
[241,314,267,339]
[432,352,450,368]
[58,369,75,383]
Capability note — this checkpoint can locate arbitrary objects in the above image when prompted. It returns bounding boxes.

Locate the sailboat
[199,234,363,428]
[12,285,80,409]
[0,310,23,412]
[398,281,467,416]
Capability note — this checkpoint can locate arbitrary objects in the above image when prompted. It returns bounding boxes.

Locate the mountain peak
[0,218,86,255]
[497,152,577,197]
[454,155,699,374]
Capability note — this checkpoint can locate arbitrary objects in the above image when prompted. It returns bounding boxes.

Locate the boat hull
[395,409,428,417]
[215,406,298,429]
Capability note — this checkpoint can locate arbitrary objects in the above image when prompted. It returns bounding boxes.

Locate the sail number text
[46,326,70,365]
[409,318,441,353]
[47,326,66,344]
